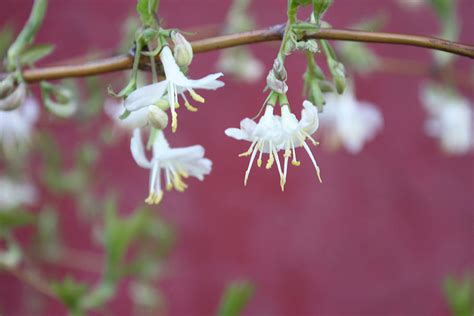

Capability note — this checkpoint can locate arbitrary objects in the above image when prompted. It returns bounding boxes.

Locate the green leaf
[7,0,48,70]
[217,281,254,316]
[443,274,474,316]
[35,207,62,260]
[0,210,35,232]
[136,0,159,27]
[19,43,54,65]
[104,196,149,280]
[0,24,14,59]
[52,276,89,314]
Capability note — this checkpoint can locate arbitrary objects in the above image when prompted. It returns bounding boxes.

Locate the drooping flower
[320,89,383,154]
[0,97,39,158]
[125,46,224,132]
[130,129,212,205]
[217,47,264,83]
[225,105,285,187]
[0,177,36,210]
[280,101,322,189]
[105,98,168,132]
[421,84,473,155]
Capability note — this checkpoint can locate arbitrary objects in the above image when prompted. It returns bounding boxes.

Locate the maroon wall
[0,0,473,315]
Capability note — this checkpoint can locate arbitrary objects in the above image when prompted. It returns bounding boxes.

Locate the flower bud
[0,82,27,111]
[147,105,169,130]
[171,31,193,67]
[328,58,346,94]
[267,71,288,94]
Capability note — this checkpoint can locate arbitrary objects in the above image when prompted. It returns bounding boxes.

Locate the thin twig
[18,25,474,83]
[1,264,56,299]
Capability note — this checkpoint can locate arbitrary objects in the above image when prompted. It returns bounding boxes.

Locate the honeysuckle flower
[320,89,383,154]
[125,46,224,133]
[225,105,285,187]
[421,85,473,155]
[280,101,322,189]
[0,177,37,210]
[0,97,39,158]
[0,82,27,111]
[217,47,264,83]
[105,98,168,131]
[130,129,212,205]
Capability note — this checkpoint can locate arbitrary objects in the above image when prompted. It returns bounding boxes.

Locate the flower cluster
[110,32,223,204]
[226,100,322,191]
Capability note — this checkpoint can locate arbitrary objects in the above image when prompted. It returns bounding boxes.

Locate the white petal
[130,129,152,168]
[161,46,224,90]
[125,81,168,111]
[300,100,319,134]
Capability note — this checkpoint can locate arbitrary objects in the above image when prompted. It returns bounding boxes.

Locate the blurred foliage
[443,274,474,316]
[217,281,255,316]
[0,23,14,60]
[52,277,89,315]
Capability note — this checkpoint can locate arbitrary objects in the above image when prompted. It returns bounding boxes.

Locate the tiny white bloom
[320,89,383,154]
[125,46,225,133]
[217,48,264,83]
[0,97,39,158]
[225,105,285,187]
[421,85,473,155]
[130,129,212,205]
[105,98,168,131]
[280,101,322,189]
[0,177,37,210]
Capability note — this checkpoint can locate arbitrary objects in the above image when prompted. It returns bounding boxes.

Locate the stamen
[180,92,198,112]
[257,141,264,168]
[302,141,322,183]
[188,89,205,103]
[171,110,178,133]
[272,148,285,191]
[302,131,319,146]
[244,142,259,186]
[239,139,258,157]
[266,141,274,169]
[290,139,300,166]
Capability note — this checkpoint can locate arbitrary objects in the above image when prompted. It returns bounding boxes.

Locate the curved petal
[125,81,168,111]
[130,129,152,168]
[300,100,319,135]
[161,46,225,90]
[225,127,252,141]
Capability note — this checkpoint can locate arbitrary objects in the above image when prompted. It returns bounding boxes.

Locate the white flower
[0,97,39,158]
[105,98,168,131]
[225,105,285,187]
[421,86,473,155]
[225,101,322,190]
[125,46,225,132]
[280,101,322,189]
[130,129,212,205]
[0,177,36,210]
[320,89,383,154]
[217,48,264,83]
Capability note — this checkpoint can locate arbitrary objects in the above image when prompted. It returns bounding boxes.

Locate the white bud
[171,31,193,67]
[0,82,27,111]
[147,106,169,130]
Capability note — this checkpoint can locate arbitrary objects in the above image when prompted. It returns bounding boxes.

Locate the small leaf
[19,43,54,65]
[217,281,254,316]
[0,210,35,232]
[136,0,159,27]
[52,276,89,313]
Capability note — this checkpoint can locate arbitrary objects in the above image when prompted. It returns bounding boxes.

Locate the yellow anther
[239,148,253,157]
[291,160,301,166]
[171,111,178,133]
[184,101,198,112]
[145,192,155,205]
[257,159,262,167]
[153,192,164,204]
[173,175,188,192]
[166,183,173,191]
[266,154,274,169]
[189,89,205,103]
[175,102,180,109]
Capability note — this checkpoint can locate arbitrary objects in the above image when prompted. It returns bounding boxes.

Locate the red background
[1,0,473,315]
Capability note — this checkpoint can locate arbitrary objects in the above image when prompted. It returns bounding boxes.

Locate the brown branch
[19,25,474,83]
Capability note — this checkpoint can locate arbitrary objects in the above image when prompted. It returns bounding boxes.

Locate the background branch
[18,25,474,83]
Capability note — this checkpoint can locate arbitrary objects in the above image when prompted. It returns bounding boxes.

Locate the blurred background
[0,0,473,315]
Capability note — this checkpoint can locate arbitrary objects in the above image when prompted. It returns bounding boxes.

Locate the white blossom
[0,177,36,210]
[130,129,212,205]
[125,46,224,133]
[0,97,39,158]
[320,89,383,154]
[225,101,322,190]
[421,85,473,155]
